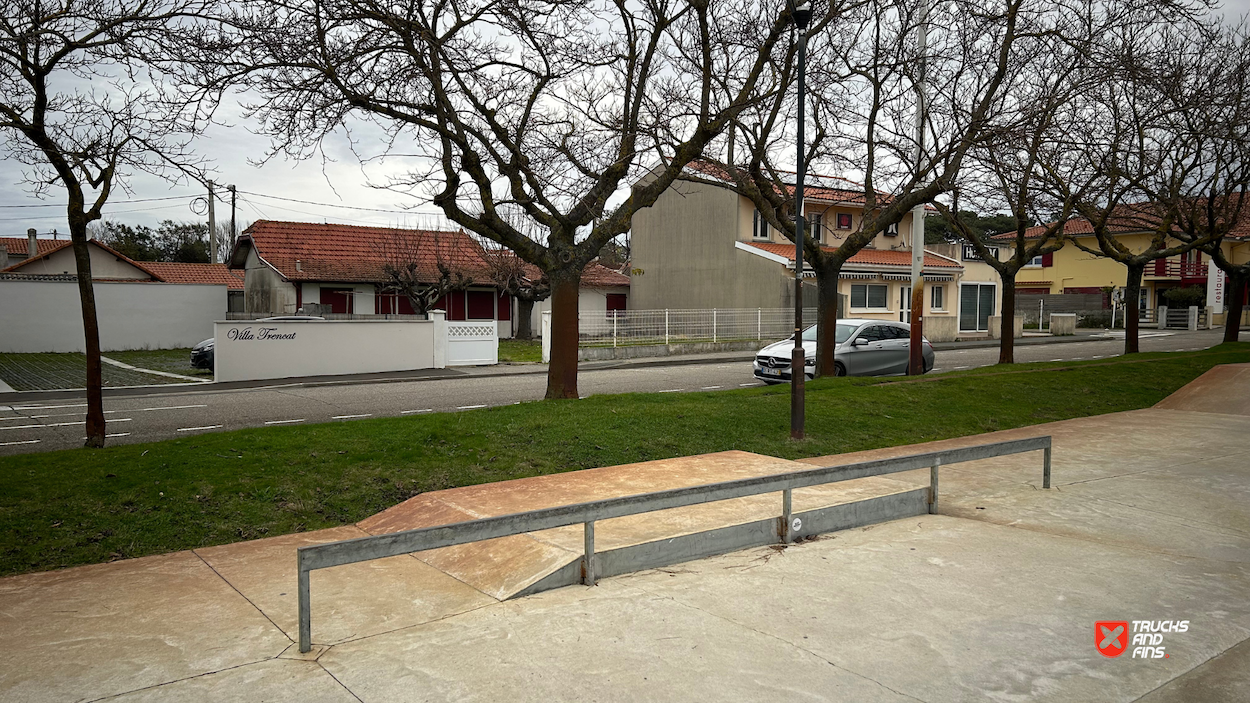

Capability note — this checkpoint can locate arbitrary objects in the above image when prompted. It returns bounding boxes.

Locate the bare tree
[1063,19,1244,353]
[231,0,794,398]
[375,229,478,317]
[480,241,550,340]
[0,0,218,446]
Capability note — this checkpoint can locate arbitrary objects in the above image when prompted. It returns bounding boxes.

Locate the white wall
[214,318,445,382]
[529,286,629,333]
[0,279,226,353]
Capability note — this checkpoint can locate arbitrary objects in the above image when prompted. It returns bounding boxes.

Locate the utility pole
[207,180,217,264]
[228,184,237,254]
[790,0,813,440]
[907,1,929,375]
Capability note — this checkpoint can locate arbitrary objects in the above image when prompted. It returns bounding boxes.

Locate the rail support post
[929,459,941,514]
[297,553,312,653]
[583,521,596,586]
[1043,446,1052,489]
[781,488,794,543]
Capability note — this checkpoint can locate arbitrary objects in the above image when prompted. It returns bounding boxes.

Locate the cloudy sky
[3,0,1249,242]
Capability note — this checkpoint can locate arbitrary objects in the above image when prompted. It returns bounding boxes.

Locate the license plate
[761,368,779,376]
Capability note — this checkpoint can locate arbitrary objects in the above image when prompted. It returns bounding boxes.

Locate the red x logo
[1096,621,1129,657]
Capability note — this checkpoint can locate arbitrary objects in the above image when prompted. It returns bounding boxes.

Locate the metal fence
[295,435,1053,652]
[578,307,818,347]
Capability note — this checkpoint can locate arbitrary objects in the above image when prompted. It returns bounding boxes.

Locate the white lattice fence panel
[447,321,498,366]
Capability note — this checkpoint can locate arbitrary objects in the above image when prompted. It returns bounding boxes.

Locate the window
[1025,254,1044,268]
[466,290,495,319]
[836,213,853,230]
[931,285,944,310]
[606,293,627,316]
[752,209,770,240]
[851,283,888,310]
[884,222,899,237]
[808,213,823,239]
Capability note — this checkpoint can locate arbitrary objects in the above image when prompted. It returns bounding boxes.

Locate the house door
[959,284,995,332]
[900,287,911,323]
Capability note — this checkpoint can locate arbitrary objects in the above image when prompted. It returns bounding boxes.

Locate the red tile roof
[991,197,1250,242]
[3,237,66,258]
[142,262,245,289]
[684,161,938,211]
[237,220,630,288]
[235,220,493,284]
[744,241,962,269]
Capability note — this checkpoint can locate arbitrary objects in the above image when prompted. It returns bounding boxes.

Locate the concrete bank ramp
[357,450,928,601]
[1154,362,1250,416]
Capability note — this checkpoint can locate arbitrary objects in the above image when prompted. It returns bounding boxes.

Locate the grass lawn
[0,352,194,391]
[2,342,1247,577]
[498,338,543,363]
[107,348,213,378]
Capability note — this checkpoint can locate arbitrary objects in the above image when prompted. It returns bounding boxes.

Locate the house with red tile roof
[629,163,1004,339]
[1,231,63,269]
[227,221,630,337]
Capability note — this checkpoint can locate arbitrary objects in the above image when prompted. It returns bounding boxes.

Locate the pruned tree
[231,0,795,398]
[375,229,477,317]
[480,240,550,340]
[0,0,220,446]
[1063,18,1246,353]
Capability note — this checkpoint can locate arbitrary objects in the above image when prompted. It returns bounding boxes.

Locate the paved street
[0,329,1227,455]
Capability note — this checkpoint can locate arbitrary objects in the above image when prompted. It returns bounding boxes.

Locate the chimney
[28,228,38,260]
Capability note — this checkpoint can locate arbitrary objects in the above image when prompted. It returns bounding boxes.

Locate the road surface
[0,329,1226,455]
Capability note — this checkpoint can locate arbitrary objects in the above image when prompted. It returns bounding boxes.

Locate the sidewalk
[2,365,1247,701]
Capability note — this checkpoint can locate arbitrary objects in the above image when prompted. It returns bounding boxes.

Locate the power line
[0,194,193,209]
[237,189,443,216]
[0,203,187,222]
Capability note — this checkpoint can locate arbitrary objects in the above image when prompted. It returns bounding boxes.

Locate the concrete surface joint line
[295,435,1052,652]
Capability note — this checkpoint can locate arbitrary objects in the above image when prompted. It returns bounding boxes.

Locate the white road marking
[331,414,372,419]
[701,385,722,390]
[264,419,305,425]
[136,404,208,412]
[82,433,131,439]
[0,439,40,447]
[658,389,683,393]
[9,403,87,411]
[401,409,433,415]
[456,405,487,410]
[953,366,970,370]
[176,424,223,432]
[740,382,763,387]
[0,418,131,431]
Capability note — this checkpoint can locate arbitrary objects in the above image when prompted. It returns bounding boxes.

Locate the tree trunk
[998,270,1016,364]
[545,269,580,399]
[1226,273,1246,344]
[1124,262,1145,355]
[813,258,841,377]
[516,298,536,340]
[69,220,106,447]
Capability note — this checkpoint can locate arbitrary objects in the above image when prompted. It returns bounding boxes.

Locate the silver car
[753,319,934,382]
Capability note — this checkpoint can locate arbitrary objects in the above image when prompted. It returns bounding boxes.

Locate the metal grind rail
[297,435,1053,651]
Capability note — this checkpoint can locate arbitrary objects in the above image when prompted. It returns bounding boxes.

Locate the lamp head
[791,1,812,30]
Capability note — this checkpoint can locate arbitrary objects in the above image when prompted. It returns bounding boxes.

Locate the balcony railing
[1150,259,1207,278]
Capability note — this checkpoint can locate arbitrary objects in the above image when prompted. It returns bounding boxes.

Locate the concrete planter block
[923,316,958,343]
[1050,313,1076,336]
[986,315,1024,340]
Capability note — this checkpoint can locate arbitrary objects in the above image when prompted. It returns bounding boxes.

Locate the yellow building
[993,219,1250,324]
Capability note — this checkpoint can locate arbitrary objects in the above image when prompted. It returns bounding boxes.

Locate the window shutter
[1041,252,1054,267]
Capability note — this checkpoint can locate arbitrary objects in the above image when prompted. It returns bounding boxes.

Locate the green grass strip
[1,342,1246,577]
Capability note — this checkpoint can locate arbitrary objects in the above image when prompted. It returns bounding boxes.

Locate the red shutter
[1041,252,1054,267]
[467,290,495,319]
[497,292,511,321]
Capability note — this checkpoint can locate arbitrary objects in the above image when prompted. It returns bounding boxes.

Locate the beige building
[630,165,1009,340]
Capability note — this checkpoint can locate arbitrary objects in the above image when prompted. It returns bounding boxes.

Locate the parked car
[753,319,934,382]
[190,316,324,370]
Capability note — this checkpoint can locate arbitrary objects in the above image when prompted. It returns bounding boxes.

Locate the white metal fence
[577,308,818,348]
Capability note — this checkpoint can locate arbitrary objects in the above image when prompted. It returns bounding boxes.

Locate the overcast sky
[4,0,1250,241]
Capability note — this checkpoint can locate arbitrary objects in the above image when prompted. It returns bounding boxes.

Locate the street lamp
[790,0,812,440]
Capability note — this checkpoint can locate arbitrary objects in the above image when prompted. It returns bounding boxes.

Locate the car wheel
[834,362,847,376]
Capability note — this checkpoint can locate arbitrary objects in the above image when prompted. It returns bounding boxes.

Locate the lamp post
[790,0,812,440]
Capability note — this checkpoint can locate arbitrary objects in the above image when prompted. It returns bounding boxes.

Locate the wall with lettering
[0,279,227,353]
[213,318,445,382]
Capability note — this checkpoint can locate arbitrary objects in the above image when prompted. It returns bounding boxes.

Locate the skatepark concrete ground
[2,364,1248,702]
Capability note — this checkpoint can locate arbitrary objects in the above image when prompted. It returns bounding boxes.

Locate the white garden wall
[0,279,226,353]
[213,317,446,382]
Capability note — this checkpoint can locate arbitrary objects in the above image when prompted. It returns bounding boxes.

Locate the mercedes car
[753,319,934,382]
